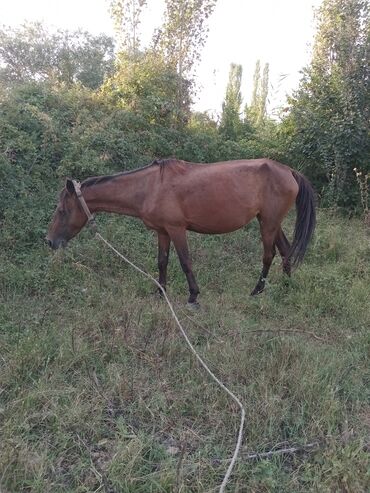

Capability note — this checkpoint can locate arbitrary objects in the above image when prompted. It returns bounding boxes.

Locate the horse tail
[288,170,316,268]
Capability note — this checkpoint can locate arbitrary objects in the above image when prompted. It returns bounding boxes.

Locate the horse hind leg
[251,222,277,296]
[275,227,291,276]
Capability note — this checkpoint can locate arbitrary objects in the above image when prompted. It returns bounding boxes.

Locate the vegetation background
[0,0,369,491]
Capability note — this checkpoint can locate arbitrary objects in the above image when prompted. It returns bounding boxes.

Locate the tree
[109,0,147,55]
[155,0,217,80]
[105,1,217,129]
[101,50,191,127]
[250,59,261,117]
[247,59,270,125]
[219,63,243,140]
[151,0,217,127]
[258,63,269,124]
[285,0,370,206]
[0,23,115,89]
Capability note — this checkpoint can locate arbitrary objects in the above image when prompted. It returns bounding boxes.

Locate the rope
[95,232,245,493]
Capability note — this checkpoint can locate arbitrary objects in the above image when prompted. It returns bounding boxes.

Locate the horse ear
[66,178,75,195]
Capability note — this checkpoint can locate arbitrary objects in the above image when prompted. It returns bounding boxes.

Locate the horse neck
[83,171,151,217]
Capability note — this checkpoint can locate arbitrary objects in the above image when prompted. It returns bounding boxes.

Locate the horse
[46,158,316,306]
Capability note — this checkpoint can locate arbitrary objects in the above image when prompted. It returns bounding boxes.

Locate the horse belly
[186,204,257,234]
[187,222,247,234]
[181,182,258,233]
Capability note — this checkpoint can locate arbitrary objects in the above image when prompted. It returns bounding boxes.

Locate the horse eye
[58,209,66,217]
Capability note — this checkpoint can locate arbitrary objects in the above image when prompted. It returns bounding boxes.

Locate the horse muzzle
[46,237,67,250]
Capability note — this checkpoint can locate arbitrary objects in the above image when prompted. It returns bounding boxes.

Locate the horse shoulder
[141,173,183,225]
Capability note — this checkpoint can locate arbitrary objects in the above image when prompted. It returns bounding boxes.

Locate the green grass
[1,211,369,492]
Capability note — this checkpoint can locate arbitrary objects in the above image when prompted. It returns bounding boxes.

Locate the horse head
[46,179,88,249]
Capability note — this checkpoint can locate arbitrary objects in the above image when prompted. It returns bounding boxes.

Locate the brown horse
[47,158,316,305]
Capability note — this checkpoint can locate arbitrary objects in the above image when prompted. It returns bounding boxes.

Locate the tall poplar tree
[247,59,269,125]
[110,0,147,55]
[250,59,261,114]
[258,62,269,124]
[155,0,217,80]
[152,0,217,126]
[219,63,243,139]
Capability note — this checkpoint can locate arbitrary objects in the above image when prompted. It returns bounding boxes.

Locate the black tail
[288,170,316,268]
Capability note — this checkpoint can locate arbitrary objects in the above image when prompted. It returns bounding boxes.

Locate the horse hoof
[186,302,200,311]
[155,286,166,298]
[250,287,264,296]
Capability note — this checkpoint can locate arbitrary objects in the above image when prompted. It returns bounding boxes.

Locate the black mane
[81,158,179,188]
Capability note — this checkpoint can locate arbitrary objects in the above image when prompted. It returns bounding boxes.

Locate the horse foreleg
[275,227,291,276]
[168,228,200,306]
[251,225,277,296]
[157,232,171,294]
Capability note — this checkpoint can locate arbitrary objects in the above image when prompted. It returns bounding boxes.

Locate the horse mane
[81,158,186,188]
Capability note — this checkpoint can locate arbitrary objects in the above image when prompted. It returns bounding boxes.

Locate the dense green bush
[0,81,266,251]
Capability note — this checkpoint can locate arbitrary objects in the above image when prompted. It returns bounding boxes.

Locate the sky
[1,0,323,115]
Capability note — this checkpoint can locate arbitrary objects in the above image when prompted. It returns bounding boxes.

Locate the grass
[1,210,369,492]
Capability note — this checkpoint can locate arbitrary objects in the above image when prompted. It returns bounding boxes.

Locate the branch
[245,328,326,342]
[209,441,322,465]
[243,441,321,460]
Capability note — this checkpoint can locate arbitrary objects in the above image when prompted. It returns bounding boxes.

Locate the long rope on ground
[95,232,245,493]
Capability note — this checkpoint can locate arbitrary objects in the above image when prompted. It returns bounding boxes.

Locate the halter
[72,180,97,231]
